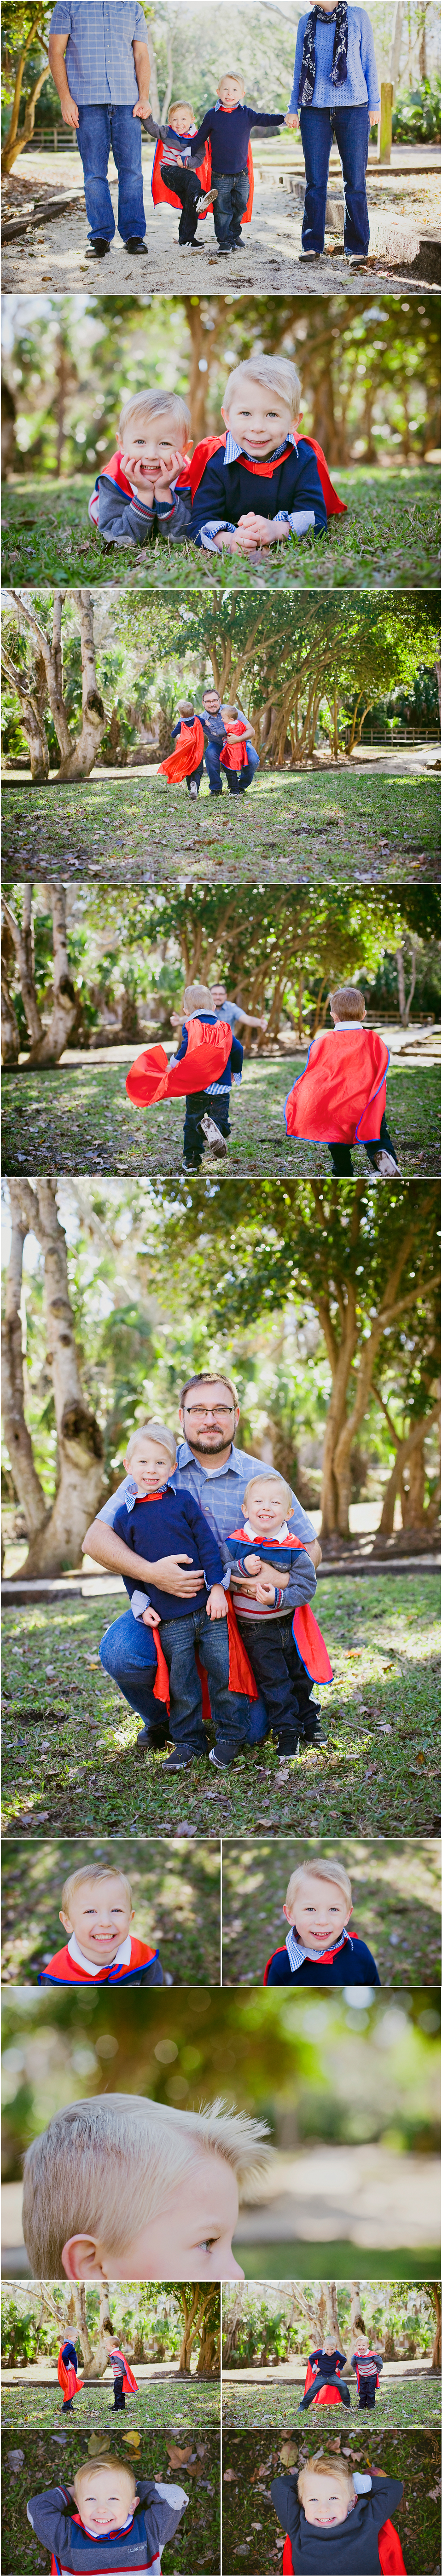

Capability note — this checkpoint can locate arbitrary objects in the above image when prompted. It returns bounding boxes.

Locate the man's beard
[187,1427,227,1454]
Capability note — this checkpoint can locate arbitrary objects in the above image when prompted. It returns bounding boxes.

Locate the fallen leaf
[122,2432,141,2449]
[279,2441,298,2466]
[87,2435,110,2455]
[223,2468,237,2481]
[165,2443,195,2468]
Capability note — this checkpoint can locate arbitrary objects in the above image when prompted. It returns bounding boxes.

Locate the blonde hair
[22,2093,270,2277]
[73,2457,136,2503]
[330,985,365,1021]
[125,1418,177,1466]
[218,71,244,86]
[62,1864,133,1917]
[243,1472,293,1516]
[119,389,191,440]
[169,101,195,121]
[222,355,301,419]
[182,983,215,1015]
[285,1858,352,1910]
[298,2455,355,2504]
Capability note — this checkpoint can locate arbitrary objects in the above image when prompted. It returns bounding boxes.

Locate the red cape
[57,2353,83,2400]
[151,1591,259,1717]
[40,1937,157,1984]
[126,1015,232,1107]
[110,2349,138,2393]
[285,1029,390,1144]
[175,431,346,518]
[151,132,211,212]
[228,1526,333,1685]
[282,2530,406,2576]
[220,722,249,771]
[303,2356,344,2406]
[159,715,205,781]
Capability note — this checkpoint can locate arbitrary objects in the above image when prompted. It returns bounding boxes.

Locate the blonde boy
[185,355,329,552]
[264,1855,380,1985]
[272,2450,403,2569]
[38,1861,164,1988]
[285,982,399,1178]
[189,72,287,255]
[27,2451,189,2571]
[109,1419,254,1775]
[88,388,192,547]
[22,2091,269,2280]
[224,1467,321,1760]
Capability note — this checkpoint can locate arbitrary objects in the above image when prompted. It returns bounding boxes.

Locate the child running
[285,984,399,1176]
[126,983,244,1168]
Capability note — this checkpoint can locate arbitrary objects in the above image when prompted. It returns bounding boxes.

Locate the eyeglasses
[185,1404,234,1420]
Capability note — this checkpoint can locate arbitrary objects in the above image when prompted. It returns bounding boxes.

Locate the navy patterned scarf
[298,2,349,108]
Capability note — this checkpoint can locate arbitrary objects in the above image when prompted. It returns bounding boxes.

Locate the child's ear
[282,1903,292,1922]
[59,1910,72,1933]
[221,405,229,429]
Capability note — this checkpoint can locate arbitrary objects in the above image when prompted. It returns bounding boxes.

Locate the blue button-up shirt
[99,1440,316,1544]
[49,1,149,105]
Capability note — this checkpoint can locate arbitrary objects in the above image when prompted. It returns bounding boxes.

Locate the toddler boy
[299,2333,349,2408]
[190,71,286,253]
[351,2333,384,2406]
[264,1856,380,1984]
[58,2338,83,2413]
[38,1862,163,1986]
[110,1419,252,1770]
[22,2090,269,2279]
[224,1470,326,1757]
[285,984,399,1177]
[88,389,192,547]
[27,2455,188,2572]
[184,354,343,552]
[109,2346,138,2411]
[159,699,206,796]
[147,98,217,246]
[170,980,244,1166]
[271,2453,404,2572]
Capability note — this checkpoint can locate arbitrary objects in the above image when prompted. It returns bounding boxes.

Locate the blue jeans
[213,167,250,245]
[299,105,370,255]
[99,1604,256,1756]
[76,104,145,242]
[205,742,259,794]
[183,1088,231,1167]
[238,1614,320,1738]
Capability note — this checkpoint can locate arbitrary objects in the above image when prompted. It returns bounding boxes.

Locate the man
[83,1374,322,1765]
[48,1,151,259]
[211,983,268,1040]
[201,689,260,796]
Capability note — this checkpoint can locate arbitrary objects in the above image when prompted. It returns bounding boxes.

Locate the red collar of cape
[41,1936,157,1982]
[174,433,347,516]
[126,1015,233,1106]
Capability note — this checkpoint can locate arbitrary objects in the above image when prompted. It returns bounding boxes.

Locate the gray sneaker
[200,1113,228,1155]
[372,1150,399,1178]
[189,777,198,798]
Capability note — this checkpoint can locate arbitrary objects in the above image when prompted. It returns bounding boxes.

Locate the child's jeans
[238,1612,320,1740]
[160,161,202,243]
[99,1604,253,1759]
[185,759,204,793]
[76,104,146,241]
[328,1112,397,1176]
[358,2375,377,2406]
[205,741,259,795]
[300,2371,350,2409]
[183,1089,231,1166]
[213,168,250,244]
[113,2381,126,2409]
[299,104,370,255]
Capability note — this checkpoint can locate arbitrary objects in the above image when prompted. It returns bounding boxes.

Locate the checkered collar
[224,428,299,464]
[285,1925,354,1971]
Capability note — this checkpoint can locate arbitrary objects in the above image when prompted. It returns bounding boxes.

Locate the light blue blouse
[289,9,380,110]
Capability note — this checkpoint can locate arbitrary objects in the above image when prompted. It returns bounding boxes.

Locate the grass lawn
[1,2376,220,2432]
[2,775,439,881]
[1,2428,220,2575]
[221,2377,441,2431]
[2,1053,440,1179]
[220,2429,441,2573]
[1,1574,440,1843]
[1,470,440,590]
[222,1833,440,1988]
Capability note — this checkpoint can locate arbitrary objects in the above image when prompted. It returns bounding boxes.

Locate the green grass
[1,1574,440,1842]
[2,1055,440,1179]
[1,2427,220,2575]
[234,2242,441,2282]
[221,2429,441,2573]
[221,2376,441,2431]
[2,470,440,589]
[2,776,440,881]
[2,2377,220,2431]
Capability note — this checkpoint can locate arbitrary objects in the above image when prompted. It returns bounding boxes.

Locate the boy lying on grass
[271,2450,405,2572]
[27,2454,188,2573]
[182,354,346,554]
[22,2092,269,2279]
[88,389,192,547]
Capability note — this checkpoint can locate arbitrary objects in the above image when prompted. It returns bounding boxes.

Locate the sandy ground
[2,150,441,297]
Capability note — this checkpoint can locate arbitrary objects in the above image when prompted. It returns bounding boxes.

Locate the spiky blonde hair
[285,1858,352,1910]
[298,2454,355,2503]
[22,2093,270,2277]
[61,1864,133,1917]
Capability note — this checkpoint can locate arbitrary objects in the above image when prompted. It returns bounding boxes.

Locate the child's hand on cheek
[153,446,187,497]
[120,448,155,499]
[141,1604,162,1627]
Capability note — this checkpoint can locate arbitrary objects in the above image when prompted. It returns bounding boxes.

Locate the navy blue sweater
[187,440,327,546]
[271,2471,403,2572]
[113,1482,224,1620]
[172,1010,243,1092]
[265,1934,380,1985]
[190,102,285,174]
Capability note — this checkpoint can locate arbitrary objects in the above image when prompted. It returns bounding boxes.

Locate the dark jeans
[76,104,145,242]
[299,104,370,255]
[205,741,259,795]
[300,2373,350,2409]
[100,1605,253,1757]
[237,1612,318,1740]
[160,161,202,243]
[186,759,204,794]
[329,1112,397,1176]
[113,2381,126,2409]
[183,1088,230,1167]
[358,2377,377,2407]
[213,167,250,244]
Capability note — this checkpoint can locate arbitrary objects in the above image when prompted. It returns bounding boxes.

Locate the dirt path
[2,156,440,296]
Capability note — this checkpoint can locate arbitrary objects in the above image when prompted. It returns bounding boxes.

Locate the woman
[286,0,379,265]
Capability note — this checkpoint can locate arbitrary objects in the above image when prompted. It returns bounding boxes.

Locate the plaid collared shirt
[49,1,149,104]
[285,1926,353,1972]
[99,1442,316,1549]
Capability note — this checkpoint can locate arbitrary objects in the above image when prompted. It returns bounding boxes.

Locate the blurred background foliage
[1,1987,440,2182]
[1,2277,220,2372]
[0,1837,221,1987]
[221,1838,441,1988]
[221,2276,441,2365]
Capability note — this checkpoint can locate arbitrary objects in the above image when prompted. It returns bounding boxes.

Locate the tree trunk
[430,2286,442,2370]
[2,1190,49,1541]
[27,885,79,1064]
[1,32,49,177]
[378,1401,441,1535]
[1,923,21,1064]
[395,943,417,1026]
[56,593,106,779]
[0,642,50,779]
[177,2287,201,2373]
[222,2286,244,2363]
[2,892,45,1049]
[349,2282,365,2337]
[70,2284,95,2371]
[197,2317,221,2376]
[4,1181,105,1574]
[325,2283,339,2333]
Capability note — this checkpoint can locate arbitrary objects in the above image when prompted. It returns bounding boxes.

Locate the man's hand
[154,1553,205,1595]
[133,95,151,117]
[141,1605,161,1627]
[285,111,299,130]
[48,33,80,123]
[306,1537,322,1569]
[61,90,79,126]
[119,449,155,501]
[206,1583,228,1619]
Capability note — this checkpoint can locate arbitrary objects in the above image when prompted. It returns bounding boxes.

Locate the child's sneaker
[298,247,321,260]
[277,1731,301,1759]
[163,1749,207,1771]
[189,777,199,798]
[136,1722,170,1754]
[372,1149,399,1177]
[197,187,218,210]
[200,1114,228,1155]
[209,1744,240,1770]
[302,1721,325,1747]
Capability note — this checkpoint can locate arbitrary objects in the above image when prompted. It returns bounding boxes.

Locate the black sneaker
[209,1745,240,1771]
[301,1722,325,1747]
[163,1749,207,1771]
[86,237,111,257]
[125,236,148,254]
[136,1724,170,1754]
[277,1732,301,1759]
